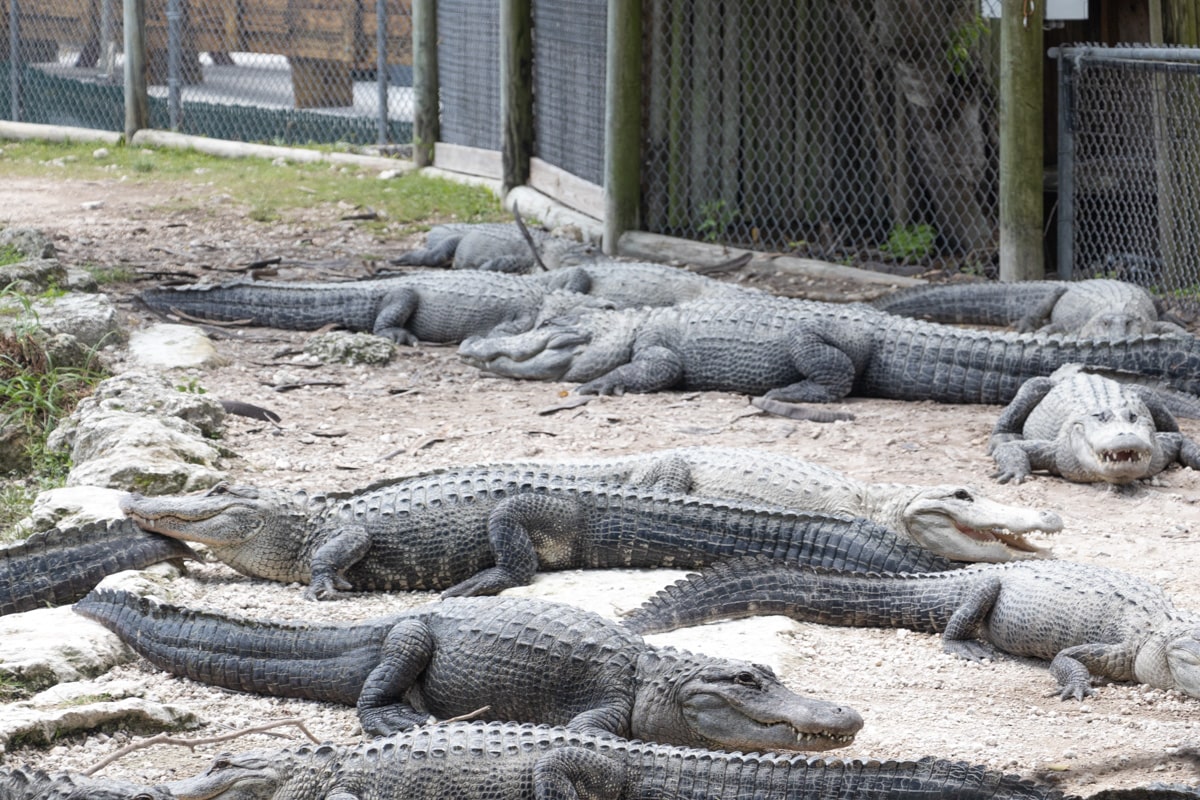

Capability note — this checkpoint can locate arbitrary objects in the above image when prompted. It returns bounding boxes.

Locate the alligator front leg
[532,748,627,800]
[306,525,372,600]
[356,620,438,735]
[441,493,584,597]
[989,440,1058,484]
[1048,641,1136,700]
[575,346,684,396]
[388,235,463,267]
[1016,286,1068,332]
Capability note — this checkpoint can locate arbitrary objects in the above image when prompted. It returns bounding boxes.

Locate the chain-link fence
[2,0,414,146]
[1055,44,1200,305]
[436,0,499,152]
[641,1,1000,270]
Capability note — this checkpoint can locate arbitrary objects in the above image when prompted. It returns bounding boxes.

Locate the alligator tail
[621,556,964,635]
[73,588,392,705]
[0,518,196,616]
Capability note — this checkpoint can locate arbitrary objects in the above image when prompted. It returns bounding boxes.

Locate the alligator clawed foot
[1057,682,1096,701]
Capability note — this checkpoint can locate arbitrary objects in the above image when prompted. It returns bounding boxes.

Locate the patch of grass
[0,245,23,267]
[84,265,139,285]
[0,140,506,227]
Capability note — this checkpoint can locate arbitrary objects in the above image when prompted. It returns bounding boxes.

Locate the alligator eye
[1095,411,1112,423]
[1127,412,1138,423]
[734,671,761,688]
[953,489,973,501]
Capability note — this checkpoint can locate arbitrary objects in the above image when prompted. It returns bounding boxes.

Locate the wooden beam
[603,0,642,253]
[998,0,1044,281]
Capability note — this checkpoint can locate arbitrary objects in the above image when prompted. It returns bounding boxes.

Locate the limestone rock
[128,323,226,370]
[0,226,56,260]
[31,293,125,349]
[54,371,226,441]
[19,485,128,533]
[0,258,67,296]
[304,330,396,365]
[0,606,135,696]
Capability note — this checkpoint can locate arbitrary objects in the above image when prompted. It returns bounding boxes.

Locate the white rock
[129,323,226,369]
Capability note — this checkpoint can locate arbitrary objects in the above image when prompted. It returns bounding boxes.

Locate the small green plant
[131,156,156,173]
[85,265,139,285]
[248,205,279,223]
[0,245,22,267]
[945,15,990,76]
[697,200,739,244]
[176,377,207,395]
[881,224,937,263]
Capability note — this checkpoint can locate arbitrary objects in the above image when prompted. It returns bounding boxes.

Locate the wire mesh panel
[1057,46,1200,304]
[437,0,500,151]
[531,0,605,186]
[2,0,124,130]
[641,0,999,269]
[2,0,415,146]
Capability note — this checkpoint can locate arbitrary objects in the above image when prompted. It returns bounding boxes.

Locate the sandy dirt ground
[0,172,1198,796]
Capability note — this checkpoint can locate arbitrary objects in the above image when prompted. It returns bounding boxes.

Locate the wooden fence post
[412,0,438,166]
[998,0,1044,281]
[604,0,642,252]
[124,0,149,139]
[500,0,533,195]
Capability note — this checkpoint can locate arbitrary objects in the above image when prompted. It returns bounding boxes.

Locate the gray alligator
[989,367,1200,485]
[76,589,862,750]
[119,467,958,600]
[389,222,598,273]
[0,766,168,800]
[457,296,1200,405]
[872,279,1186,339]
[444,446,1063,562]
[623,557,1200,701]
[157,720,1072,800]
[0,518,196,616]
[530,258,759,309]
[140,269,593,345]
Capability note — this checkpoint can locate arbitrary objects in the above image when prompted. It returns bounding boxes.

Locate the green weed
[881,224,937,263]
[697,200,739,244]
[0,245,23,267]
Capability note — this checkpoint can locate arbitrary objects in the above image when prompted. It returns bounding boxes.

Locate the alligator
[0,765,168,800]
[872,279,1187,339]
[75,589,862,750]
[118,466,959,600]
[388,222,599,273]
[0,518,196,616]
[457,296,1200,405]
[156,720,1073,800]
[622,557,1200,701]
[989,367,1200,485]
[527,258,760,309]
[139,269,595,345]
[431,446,1063,562]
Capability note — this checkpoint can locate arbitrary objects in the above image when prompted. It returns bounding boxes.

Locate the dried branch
[83,719,321,776]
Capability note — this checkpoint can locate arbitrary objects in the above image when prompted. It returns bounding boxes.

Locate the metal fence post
[167,0,182,130]
[1054,48,1076,280]
[9,0,21,122]
[377,0,388,145]
[124,0,149,138]
[412,0,438,166]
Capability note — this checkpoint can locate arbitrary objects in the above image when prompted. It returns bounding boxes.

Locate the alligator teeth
[795,732,856,743]
[1101,449,1145,464]
[955,524,1049,553]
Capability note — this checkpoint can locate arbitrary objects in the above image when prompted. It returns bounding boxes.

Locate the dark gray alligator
[872,279,1186,339]
[622,557,1200,701]
[446,446,1063,563]
[457,296,1200,405]
[75,590,862,750]
[157,720,1072,800]
[140,269,592,345]
[389,222,598,273]
[0,765,167,800]
[0,518,196,616]
[989,367,1200,485]
[118,466,958,600]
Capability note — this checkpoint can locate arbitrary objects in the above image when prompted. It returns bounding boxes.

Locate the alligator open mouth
[1100,448,1147,464]
[953,523,1049,554]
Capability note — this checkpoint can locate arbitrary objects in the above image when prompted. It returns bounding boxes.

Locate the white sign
[981,0,1088,19]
